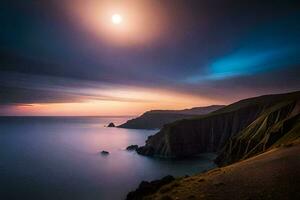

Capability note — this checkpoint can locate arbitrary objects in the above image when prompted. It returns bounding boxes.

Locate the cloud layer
[1,0,300,115]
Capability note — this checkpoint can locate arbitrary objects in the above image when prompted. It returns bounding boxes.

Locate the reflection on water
[0,117,216,200]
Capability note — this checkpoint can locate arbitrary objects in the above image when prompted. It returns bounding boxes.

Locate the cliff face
[215,100,300,166]
[137,91,300,158]
[118,105,224,130]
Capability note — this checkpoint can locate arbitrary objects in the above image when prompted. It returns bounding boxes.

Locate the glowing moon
[111,14,123,25]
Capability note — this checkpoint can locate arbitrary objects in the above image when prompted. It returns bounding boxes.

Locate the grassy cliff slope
[134,143,300,200]
[119,105,224,129]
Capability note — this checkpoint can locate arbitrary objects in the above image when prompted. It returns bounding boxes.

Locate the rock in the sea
[101,151,109,155]
[126,145,139,151]
[136,146,155,156]
[126,175,175,200]
[107,122,115,127]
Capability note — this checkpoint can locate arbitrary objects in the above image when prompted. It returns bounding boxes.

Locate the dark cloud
[0,72,158,105]
[0,86,82,105]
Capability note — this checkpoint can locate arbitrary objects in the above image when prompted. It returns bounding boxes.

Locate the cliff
[137,91,300,158]
[118,105,224,129]
[215,99,300,166]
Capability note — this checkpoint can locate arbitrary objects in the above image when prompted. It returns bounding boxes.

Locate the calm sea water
[0,117,216,200]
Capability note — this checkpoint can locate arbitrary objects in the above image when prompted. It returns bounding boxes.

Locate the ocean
[0,116,216,200]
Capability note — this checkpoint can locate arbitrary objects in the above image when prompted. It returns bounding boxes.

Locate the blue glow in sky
[209,48,296,79]
[186,47,299,83]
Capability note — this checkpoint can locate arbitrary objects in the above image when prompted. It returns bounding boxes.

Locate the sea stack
[107,122,115,127]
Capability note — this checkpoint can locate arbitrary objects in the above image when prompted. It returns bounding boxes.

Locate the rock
[126,175,175,200]
[214,182,225,187]
[136,146,155,156]
[126,145,139,151]
[100,151,109,155]
[107,122,115,127]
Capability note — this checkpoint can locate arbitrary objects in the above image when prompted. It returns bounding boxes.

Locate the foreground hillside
[119,105,224,129]
[137,91,300,159]
[128,143,300,200]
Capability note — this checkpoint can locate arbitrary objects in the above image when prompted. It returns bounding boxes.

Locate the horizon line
[0,115,136,118]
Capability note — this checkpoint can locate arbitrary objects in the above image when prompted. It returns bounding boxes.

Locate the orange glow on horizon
[3,88,224,116]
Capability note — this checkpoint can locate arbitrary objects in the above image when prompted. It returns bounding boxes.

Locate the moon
[111,14,123,25]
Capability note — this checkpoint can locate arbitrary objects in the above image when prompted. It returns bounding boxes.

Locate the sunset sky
[0,0,300,116]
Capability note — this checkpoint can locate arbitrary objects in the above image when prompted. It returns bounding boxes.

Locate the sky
[0,0,300,116]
